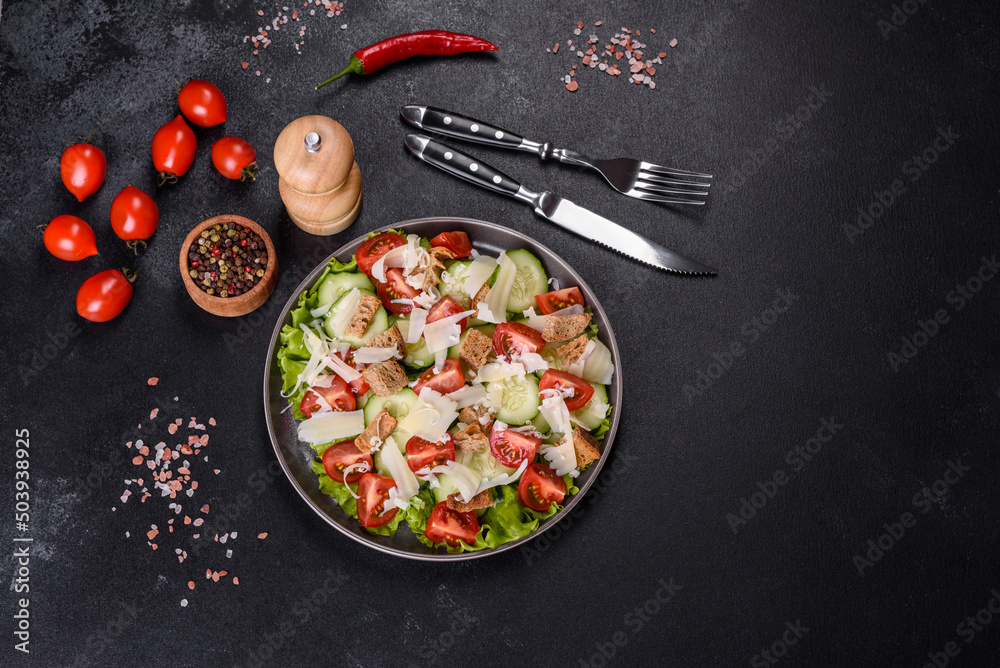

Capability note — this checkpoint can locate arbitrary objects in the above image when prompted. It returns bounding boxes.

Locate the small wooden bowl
[179,215,278,317]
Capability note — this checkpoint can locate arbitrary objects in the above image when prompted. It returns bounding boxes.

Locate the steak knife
[404,134,716,276]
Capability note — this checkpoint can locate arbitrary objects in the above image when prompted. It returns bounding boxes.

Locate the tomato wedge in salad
[357,473,398,528]
[430,231,472,258]
[337,349,371,395]
[322,440,372,484]
[413,358,465,395]
[518,462,567,512]
[377,267,420,314]
[357,232,405,277]
[426,295,468,329]
[538,369,595,412]
[492,321,546,361]
[535,287,585,314]
[490,427,540,468]
[405,435,456,472]
[300,376,356,417]
[424,501,479,547]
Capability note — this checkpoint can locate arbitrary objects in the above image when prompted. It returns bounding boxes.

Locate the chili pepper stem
[315,55,364,89]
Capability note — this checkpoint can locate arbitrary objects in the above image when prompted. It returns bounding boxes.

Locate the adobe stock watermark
[717,84,833,198]
[921,587,1000,668]
[405,609,478,668]
[576,577,682,668]
[843,126,959,243]
[887,254,997,372]
[877,0,931,40]
[673,0,751,74]
[725,417,843,534]
[683,288,801,406]
[852,458,970,577]
[521,450,638,565]
[17,320,81,385]
[750,620,810,667]
[71,600,142,667]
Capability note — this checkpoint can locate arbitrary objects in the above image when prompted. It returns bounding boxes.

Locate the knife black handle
[400,105,525,150]
[404,134,522,198]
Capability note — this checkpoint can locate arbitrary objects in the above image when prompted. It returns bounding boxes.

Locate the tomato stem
[157,171,178,187]
[121,267,138,283]
[240,161,259,182]
[124,240,148,255]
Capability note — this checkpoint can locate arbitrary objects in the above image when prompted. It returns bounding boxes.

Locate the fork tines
[631,161,712,204]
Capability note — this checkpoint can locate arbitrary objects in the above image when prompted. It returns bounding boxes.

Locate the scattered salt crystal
[227,549,233,558]
[573,28,581,35]
[147,377,159,386]
[340,23,347,29]
[670,38,678,47]
[181,599,188,607]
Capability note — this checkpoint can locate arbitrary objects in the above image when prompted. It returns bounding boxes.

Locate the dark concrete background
[2,0,999,666]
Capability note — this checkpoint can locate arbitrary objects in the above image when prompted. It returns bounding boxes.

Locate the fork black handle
[404,134,522,198]
[400,105,526,150]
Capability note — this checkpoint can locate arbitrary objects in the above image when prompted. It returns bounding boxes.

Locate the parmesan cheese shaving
[296,410,365,445]
[463,254,498,296]
[340,462,371,498]
[478,252,516,323]
[565,339,597,376]
[353,347,398,364]
[421,309,476,353]
[328,288,360,337]
[540,438,578,477]
[403,308,428,344]
[370,245,407,283]
[427,461,482,503]
[475,361,526,383]
[398,389,458,443]
[522,304,585,332]
[538,393,572,437]
[473,458,529,498]
[326,354,362,382]
[379,435,419,503]
[446,383,487,408]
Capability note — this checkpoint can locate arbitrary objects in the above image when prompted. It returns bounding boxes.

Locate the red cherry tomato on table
[424,501,479,548]
[538,369,594,411]
[430,231,472,258]
[177,79,227,127]
[43,215,97,261]
[300,377,356,417]
[492,321,546,361]
[110,185,159,246]
[357,473,398,528]
[413,358,466,395]
[356,232,406,277]
[517,462,567,513]
[212,137,258,181]
[60,143,106,202]
[152,115,197,185]
[489,427,540,469]
[535,287,585,315]
[322,440,372,484]
[426,295,468,329]
[405,435,455,473]
[76,269,134,323]
[377,267,420,314]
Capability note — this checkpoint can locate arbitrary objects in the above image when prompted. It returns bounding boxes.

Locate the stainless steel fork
[400,104,711,205]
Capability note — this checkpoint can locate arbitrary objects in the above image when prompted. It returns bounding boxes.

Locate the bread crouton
[427,247,456,264]
[453,423,490,453]
[446,489,493,512]
[459,405,494,435]
[409,247,456,293]
[571,426,601,468]
[458,328,492,371]
[366,325,406,357]
[557,335,590,365]
[345,293,381,338]
[355,411,397,455]
[362,359,408,397]
[542,313,591,342]
[471,284,490,310]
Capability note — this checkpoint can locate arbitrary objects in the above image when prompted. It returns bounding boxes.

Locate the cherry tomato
[535,287,585,315]
[424,501,479,547]
[492,321,546,361]
[60,143,106,202]
[356,232,405,277]
[357,473,398,528]
[300,377,357,417]
[110,185,159,242]
[337,350,371,395]
[377,267,420,314]
[76,269,134,323]
[322,440,372,484]
[413,358,465,395]
[538,369,595,411]
[489,427,540,469]
[405,434,456,473]
[43,215,97,261]
[211,137,258,181]
[430,231,472,258]
[177,79,227,127]
[152,115,197,185]
[517,462,567,512]
[426,295,468,330]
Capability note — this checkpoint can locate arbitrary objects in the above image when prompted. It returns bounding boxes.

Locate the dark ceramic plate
[263,218,622,560]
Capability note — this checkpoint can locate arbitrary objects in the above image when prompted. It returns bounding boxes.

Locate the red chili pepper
[315,30,498,89]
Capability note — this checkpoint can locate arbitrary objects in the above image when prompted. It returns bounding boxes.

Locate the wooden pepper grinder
[273,115,363,235]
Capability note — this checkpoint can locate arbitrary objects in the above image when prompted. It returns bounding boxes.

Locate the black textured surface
[1,1,999,667]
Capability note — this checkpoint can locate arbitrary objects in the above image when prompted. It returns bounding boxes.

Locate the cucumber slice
[447,324,496,359]
[432,473,461,504]
[317,272,374,312]
[437,260,474,309]
[506,249,548,313]
[570,383,608,430]
[581,339,614,385]
[487,374,540,425]
[363,388,418,425]
[529,412,551,435]
[458,448,517,480]
[323,288,389,346]
[395,315,435,368]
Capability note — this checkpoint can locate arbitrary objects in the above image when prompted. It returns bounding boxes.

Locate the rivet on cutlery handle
[404,134,523,198]
[401,105,525,150]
